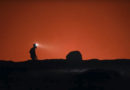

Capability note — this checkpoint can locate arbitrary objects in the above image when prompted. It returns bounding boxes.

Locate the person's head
[33,43,37,48]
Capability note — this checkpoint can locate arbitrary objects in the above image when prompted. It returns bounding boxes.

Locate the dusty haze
[0,0,130,61]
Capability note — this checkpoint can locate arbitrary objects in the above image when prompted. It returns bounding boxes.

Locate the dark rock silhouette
[0,50,130,90]
[29,43,38,61]
[73,69,121,90]
[0,59,130,90]
[66,51,82,64]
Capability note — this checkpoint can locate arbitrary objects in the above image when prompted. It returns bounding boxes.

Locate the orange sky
[0,0,130,62]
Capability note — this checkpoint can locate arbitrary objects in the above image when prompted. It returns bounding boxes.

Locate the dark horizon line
[0,58,130,63]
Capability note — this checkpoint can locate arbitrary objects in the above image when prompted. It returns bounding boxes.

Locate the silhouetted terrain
[0,59,130,90]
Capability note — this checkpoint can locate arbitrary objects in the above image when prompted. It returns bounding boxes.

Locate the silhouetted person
[66,51,82,64]
[30,43,37,61]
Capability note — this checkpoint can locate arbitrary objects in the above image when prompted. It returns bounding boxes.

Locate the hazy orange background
[0,0,130,62]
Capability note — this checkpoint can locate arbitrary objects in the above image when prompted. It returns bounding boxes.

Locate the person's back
[30,44,37,61]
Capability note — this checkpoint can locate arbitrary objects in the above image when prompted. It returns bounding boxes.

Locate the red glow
[0,1,130,62]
